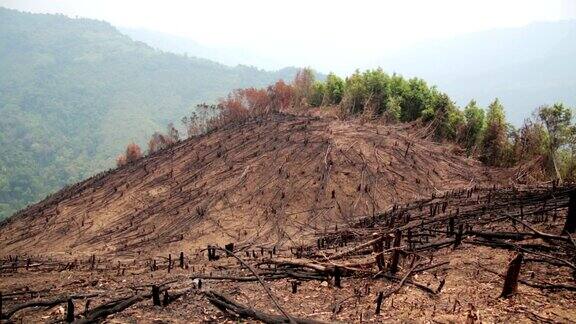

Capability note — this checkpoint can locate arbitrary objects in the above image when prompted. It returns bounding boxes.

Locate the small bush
[116,154,127,167]
[125,143,142,163]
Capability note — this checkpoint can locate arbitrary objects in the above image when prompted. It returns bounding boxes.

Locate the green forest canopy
[0,7,300,219]
[304,69,576,178]
[152,68,576,187]
[1,7,573,220]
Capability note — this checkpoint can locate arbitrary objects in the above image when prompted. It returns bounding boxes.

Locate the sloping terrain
[1,113,575,323]
[0,7,299,219]
[0,113,506,258]
[0,176,574,323]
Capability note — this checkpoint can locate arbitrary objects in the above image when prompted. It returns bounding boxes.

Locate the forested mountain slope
[0,7,298,219]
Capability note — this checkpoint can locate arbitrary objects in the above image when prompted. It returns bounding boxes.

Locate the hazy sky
[2,0,575,72]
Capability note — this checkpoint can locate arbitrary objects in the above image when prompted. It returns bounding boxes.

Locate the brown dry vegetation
[1,112,574,323]
[0,113,504,257]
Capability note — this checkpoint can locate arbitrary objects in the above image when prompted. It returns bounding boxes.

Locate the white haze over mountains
[2,0,575,123]
[122,21,576,125]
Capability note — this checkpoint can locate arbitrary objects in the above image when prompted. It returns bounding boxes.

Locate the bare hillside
[1,113,575,323]
[0,113,506,258]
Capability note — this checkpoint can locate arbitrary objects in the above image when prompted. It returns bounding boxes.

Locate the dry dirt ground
[1,113,574,323]
[0,113,508,257]
[1,229,575,323]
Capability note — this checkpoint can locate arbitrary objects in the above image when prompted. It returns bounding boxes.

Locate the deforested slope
[0,113,509,258]
[0,7,299,219]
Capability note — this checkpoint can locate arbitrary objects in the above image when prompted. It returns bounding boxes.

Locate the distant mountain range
[122,20,576,125]
[0,6,574,220]
[0,7,300,219]
[119,27,282,69]
[371,20,576,124]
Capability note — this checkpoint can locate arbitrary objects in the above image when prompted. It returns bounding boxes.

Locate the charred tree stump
[564,191,576,234]
[90,254,95,271]
[168,254,172,273]
[448,217,455,237]
[208,246,215,261]
[375,291,384,315]
[389,230,402,274]
[162,290,170,307]
[291,281,300,294]
[152,285,161,306]
[500,253,524,298]
[225,243,234,255]
[334,266,342,288]
[66,298,74,322]
[84,299,91,314]
[372,234,385,270]
[453,224,464,249]
[179,252,184,269]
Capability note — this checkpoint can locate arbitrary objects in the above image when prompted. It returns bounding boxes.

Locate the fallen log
[75,293,148,323]
[193,273,288,282]
[465,238,576,270]
[193,271,326,282]
[1,287,55,300]
[327,237,385,260]
[413,238,455,251]
[264,258,331,272]
[467,230,538,241]
[2,293,98,320]
[377,263,420,302]
[213,247,295,323]
[506,215,572,243]
[204,290,331,324]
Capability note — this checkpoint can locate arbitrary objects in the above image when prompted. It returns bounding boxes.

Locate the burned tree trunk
[375,291,384,315]
[334,266,342,288]
[453,224,464,249]
[291,281,299,294]
[152,285,161,306]
[500,253,524,298]
[163,290,170,307]
[225,243,234,255]
[372,234,385,270]
[66,298,74,323]
[389,230,402,274]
